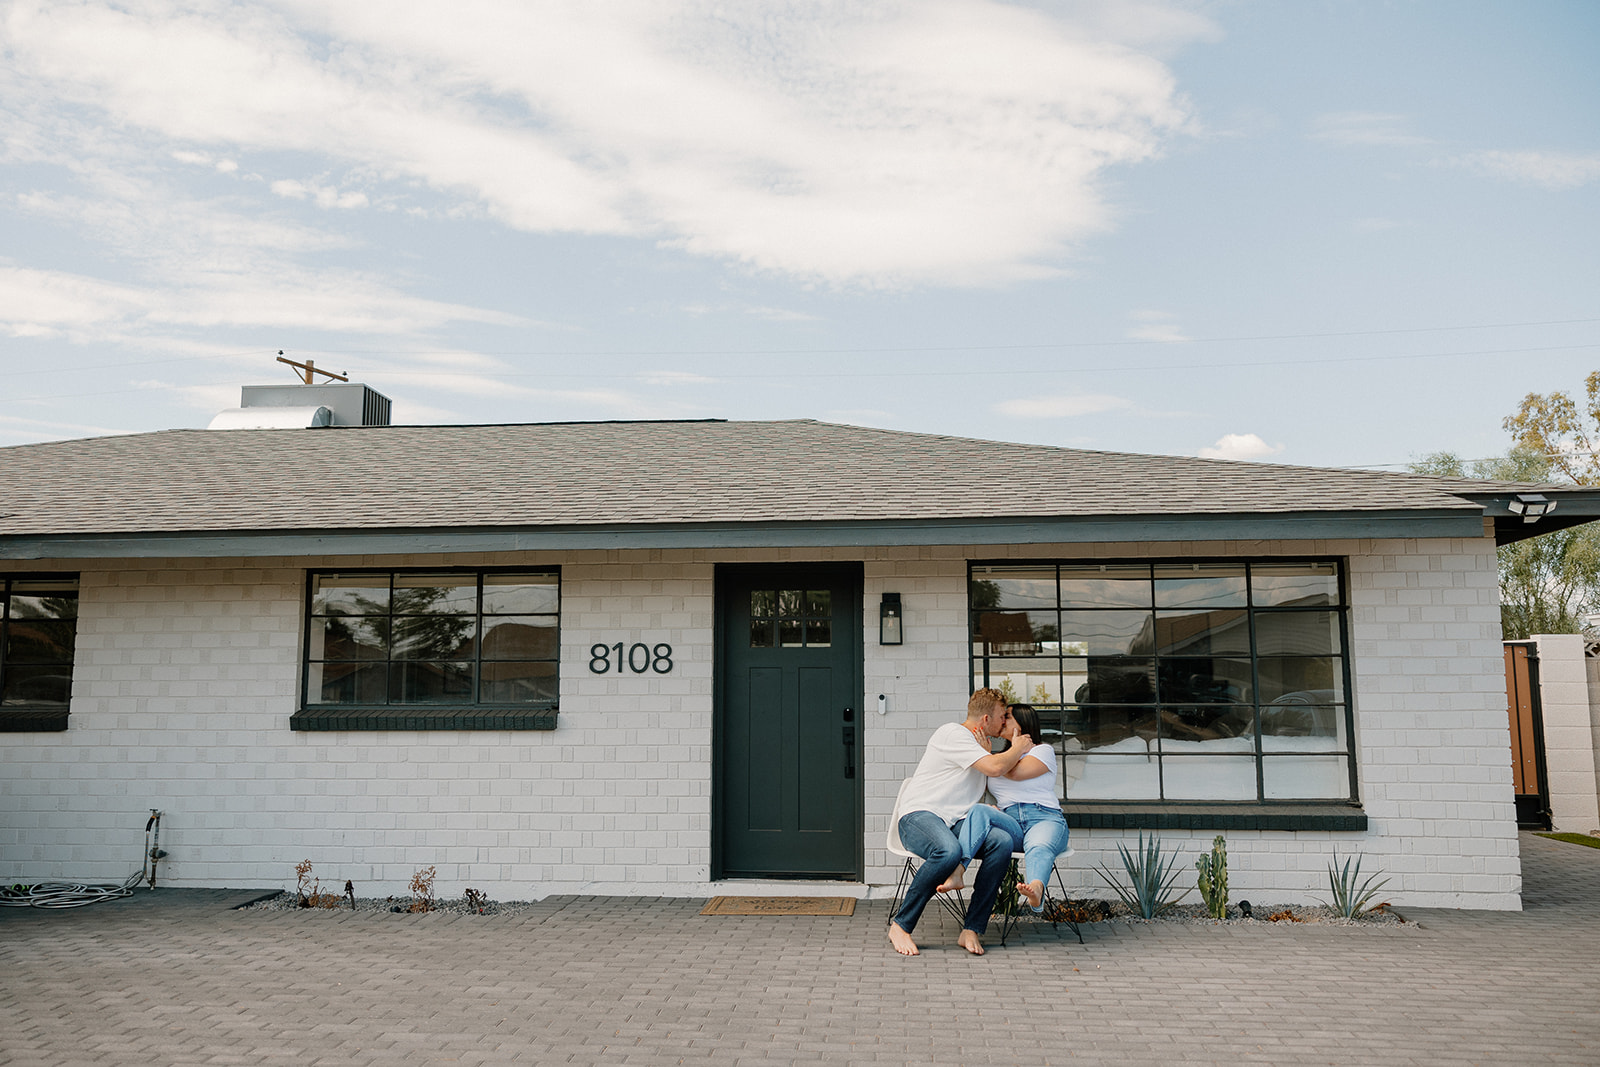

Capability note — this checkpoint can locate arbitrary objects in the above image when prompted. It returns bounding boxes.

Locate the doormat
[699,896,856,916]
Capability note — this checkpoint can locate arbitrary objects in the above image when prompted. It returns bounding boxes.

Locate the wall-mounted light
[879,592,903,645]
[1507,493,1557,524]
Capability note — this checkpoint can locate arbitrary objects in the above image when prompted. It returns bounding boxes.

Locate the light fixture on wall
[879,593,903,645]
[1507,493,1556,524]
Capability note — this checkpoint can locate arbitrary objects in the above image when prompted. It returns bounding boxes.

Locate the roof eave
[0,508,1493,561]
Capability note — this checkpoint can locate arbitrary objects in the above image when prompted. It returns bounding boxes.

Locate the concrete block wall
[1,533,1524,907]
[1531,634,1600,833]
[860,535,1522,911]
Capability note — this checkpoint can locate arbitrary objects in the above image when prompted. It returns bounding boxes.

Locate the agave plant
[1321,850,1390,918]
[1094,832,1189,919]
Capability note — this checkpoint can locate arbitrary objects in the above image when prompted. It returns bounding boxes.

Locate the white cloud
[993,393,1132,418]
[1309,112,1431,148]
[1125,309,1188,342]
[270,178,369,209]
[1197,432,1283,461]
[2,0,1199,288]
[1456,150,1600,190]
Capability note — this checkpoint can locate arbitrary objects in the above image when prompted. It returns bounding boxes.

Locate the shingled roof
[0,419,1593,552]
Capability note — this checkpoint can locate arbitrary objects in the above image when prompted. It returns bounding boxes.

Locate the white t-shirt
[897,722,992,826]
[987,743,1062,810]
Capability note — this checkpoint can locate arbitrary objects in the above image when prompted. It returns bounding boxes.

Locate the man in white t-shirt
[888,687,1035,956]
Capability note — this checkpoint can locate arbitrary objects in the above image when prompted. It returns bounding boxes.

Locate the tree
[1410,376,1600,639]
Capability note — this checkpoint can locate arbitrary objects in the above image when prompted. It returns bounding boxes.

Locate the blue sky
[2,0,1596,469]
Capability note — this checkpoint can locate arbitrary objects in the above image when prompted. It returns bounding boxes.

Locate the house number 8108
[589,642,673,674]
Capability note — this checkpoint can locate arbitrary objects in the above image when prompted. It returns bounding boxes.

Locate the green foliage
[1408,446,1600,639]
[1094,833,1189,919]
[1320,850,1390,918]
[996,677,1019,703]
[1194,835,1228,920]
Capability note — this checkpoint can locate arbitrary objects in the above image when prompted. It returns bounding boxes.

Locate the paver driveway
[2,832,1596,1065]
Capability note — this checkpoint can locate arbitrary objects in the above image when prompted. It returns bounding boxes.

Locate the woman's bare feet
[1018,878,1045,911]
[957,929,985,955]
[888,922,920,956]
[935,864,966,894]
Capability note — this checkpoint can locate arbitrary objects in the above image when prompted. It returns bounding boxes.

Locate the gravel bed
[242,891,542,917]
[244,891,1403,925]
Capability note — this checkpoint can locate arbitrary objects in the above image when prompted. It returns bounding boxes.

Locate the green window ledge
[1064,802,1367,832]
[290,708,558,731]
[0,710,70,732]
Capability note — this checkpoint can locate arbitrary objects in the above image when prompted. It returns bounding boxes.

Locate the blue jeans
[1002,802,1070,911]
[891,806,1022,936]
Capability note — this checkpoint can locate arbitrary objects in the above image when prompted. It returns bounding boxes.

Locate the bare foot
[936,864,966,894]
[957,929,985,955]
[1018,879,1044,911]
[888,922,920,956]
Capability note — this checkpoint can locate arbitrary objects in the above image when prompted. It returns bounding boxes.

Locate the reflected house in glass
[3,410,1600,909]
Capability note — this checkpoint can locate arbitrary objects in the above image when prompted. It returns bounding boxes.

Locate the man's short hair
[967,687,1005,718]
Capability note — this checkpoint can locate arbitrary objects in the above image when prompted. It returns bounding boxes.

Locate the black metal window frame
[0,572,80,733]
[291,566,560,731]
[969,556,1359,809]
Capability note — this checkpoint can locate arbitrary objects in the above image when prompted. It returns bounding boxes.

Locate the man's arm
[971,722,1034,777]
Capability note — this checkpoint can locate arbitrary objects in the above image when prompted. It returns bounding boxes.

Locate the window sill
[290,707,557,731]
[1064,802,1367,832]
[0,709,70,732]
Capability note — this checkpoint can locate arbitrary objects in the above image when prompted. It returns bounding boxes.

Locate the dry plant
[409,865,437,913]
[1267,909,1304,923]
[293,860,344,908]
[463,887,488,914]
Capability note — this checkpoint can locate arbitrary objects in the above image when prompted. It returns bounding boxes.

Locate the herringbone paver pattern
[2,833,1596,1065]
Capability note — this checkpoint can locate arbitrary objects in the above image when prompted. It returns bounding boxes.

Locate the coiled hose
[0,870,145,909]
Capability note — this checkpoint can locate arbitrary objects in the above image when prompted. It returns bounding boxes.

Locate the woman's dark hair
[1009,703,1045,746]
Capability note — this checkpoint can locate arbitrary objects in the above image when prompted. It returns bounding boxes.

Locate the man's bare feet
[957,929,985,955]
[888,922,920,956]
[1018,878,1045,911]
[935,865,967,894]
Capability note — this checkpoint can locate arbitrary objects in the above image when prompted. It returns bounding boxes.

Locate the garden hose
[1,809,164,909]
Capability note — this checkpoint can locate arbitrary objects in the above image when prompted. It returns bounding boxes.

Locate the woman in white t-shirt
[986,704,1071,913]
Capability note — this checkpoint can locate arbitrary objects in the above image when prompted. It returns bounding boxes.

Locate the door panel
[717,564,862,878]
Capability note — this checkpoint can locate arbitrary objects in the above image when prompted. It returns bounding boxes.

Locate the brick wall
[0,534,1522,908]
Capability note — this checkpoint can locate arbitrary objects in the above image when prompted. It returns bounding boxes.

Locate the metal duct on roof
[207,405,333,430]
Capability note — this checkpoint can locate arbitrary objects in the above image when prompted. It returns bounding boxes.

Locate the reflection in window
[305,569,559,708]
[750,589,832,648]
[970,559,1352,801]
[1,576,80,726]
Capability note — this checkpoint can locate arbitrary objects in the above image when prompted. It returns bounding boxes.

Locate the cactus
[1195,835,1228,919]
[1094,833,1189,919]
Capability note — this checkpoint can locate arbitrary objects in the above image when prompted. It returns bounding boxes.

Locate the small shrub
[1321,850,1390,918]
[409,865,437,913]
[292,860,343,908]
[463,887,488,914]
[1094,833,1189,919]
[1194,835,1228,920]
[1267,909,1304,923]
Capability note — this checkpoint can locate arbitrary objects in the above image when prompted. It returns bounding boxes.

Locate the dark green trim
[0,709,70,732]
[0,510,1489,560]
[290,708,557,731]
[1065,803,1368,832]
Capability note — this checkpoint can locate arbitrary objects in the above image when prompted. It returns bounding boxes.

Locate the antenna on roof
[276,351,349,385]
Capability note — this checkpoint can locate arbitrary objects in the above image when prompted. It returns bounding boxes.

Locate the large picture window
[970,560,1354,803]
[293,568,559,730]
[1,574,79,732]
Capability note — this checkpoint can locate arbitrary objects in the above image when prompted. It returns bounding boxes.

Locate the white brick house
[3,412,1595,909]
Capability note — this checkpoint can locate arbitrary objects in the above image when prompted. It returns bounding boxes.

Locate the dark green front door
[716,564,862,879]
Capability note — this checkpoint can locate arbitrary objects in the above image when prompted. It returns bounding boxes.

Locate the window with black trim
[970,560,1354,803]
[1,574,79,732]
[293,568,559,730]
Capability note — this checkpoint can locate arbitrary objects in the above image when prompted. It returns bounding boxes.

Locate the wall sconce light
[1507,493,1556,524]
[879,593,903,645]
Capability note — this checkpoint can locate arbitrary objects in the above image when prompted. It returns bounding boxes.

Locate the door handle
[843,712,855,779]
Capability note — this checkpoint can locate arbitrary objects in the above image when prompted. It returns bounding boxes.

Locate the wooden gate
[1504,641,1552,830]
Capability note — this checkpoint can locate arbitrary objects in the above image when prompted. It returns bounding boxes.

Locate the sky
[1,0,1597,470]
